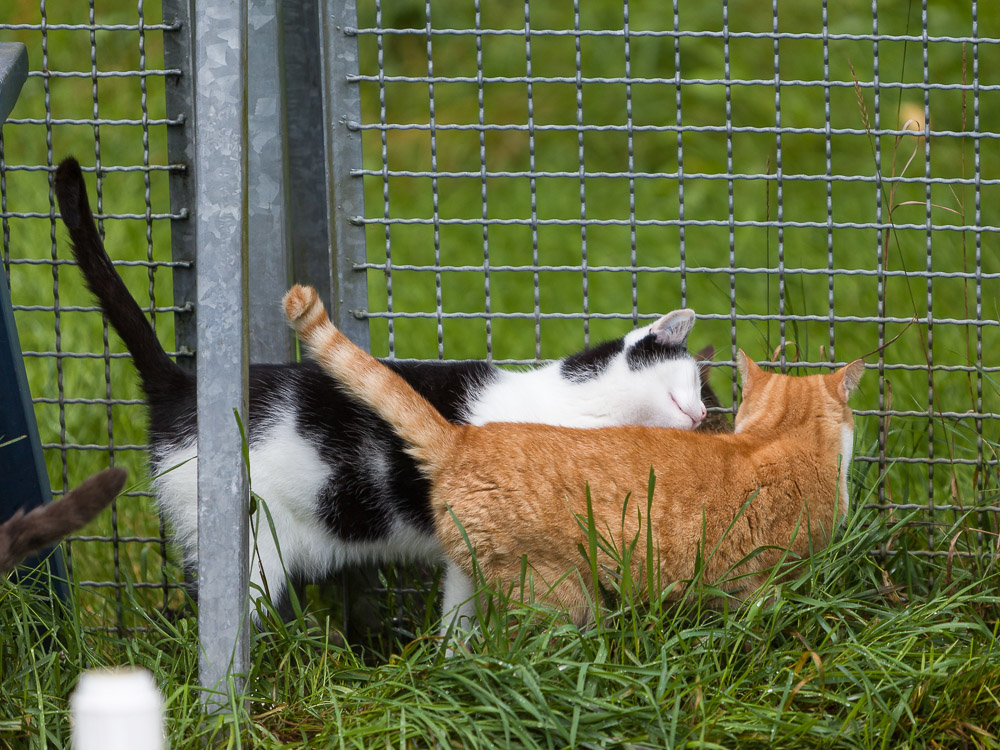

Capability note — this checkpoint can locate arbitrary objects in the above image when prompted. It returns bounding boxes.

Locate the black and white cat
[54,157,707,614]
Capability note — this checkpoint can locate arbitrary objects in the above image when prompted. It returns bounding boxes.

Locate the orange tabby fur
[283,285,864,623]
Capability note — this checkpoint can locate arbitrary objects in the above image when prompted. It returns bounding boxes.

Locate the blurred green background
[1,0,998,622]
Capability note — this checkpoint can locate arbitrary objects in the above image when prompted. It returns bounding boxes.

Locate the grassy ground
[1,0,1000,746]
[2,500,999,748]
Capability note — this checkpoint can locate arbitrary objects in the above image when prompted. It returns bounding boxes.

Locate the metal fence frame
[159,0,372,696]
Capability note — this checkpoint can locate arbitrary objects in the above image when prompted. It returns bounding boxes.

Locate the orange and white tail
[283,285,457,472]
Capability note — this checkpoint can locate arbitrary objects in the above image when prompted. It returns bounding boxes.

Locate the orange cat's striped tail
[283,285,457,472]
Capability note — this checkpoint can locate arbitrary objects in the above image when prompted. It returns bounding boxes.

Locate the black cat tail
[54,157,189,396]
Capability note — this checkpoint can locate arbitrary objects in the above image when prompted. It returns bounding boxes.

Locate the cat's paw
[282,284,329,338]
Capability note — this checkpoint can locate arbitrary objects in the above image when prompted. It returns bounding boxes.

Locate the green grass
[2,0,1000,746]
[2,494,999,748]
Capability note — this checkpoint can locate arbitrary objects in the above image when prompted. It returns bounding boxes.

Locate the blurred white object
[71,667,165,750]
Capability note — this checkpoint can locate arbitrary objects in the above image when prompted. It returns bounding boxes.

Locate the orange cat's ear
[833,359,865,402]
[736,349,763,397]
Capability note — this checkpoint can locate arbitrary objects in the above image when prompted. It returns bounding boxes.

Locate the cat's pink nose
[682,403,705,427]
[671,394,705,427]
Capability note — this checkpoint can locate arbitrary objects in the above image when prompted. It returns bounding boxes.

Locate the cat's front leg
[440,560,477,653]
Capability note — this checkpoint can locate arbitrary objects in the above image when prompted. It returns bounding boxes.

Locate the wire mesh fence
[353,0,1000,567]
[344,0,1000,638]
[1,1,182,627]
[1,0,998,638]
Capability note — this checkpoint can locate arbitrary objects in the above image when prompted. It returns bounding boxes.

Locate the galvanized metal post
[192,0,251,709]
[162,0,197,375]
[248,0,294,362]
[317,0,369,344]
[281,0,334,307]
[316,0,372,641]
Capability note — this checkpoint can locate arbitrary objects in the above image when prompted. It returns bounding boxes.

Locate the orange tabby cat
[283,285,864,626]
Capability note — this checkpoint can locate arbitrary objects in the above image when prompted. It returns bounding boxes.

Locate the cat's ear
[833,359,865,403]
[736,349,764,397]
[650,309,695,347]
